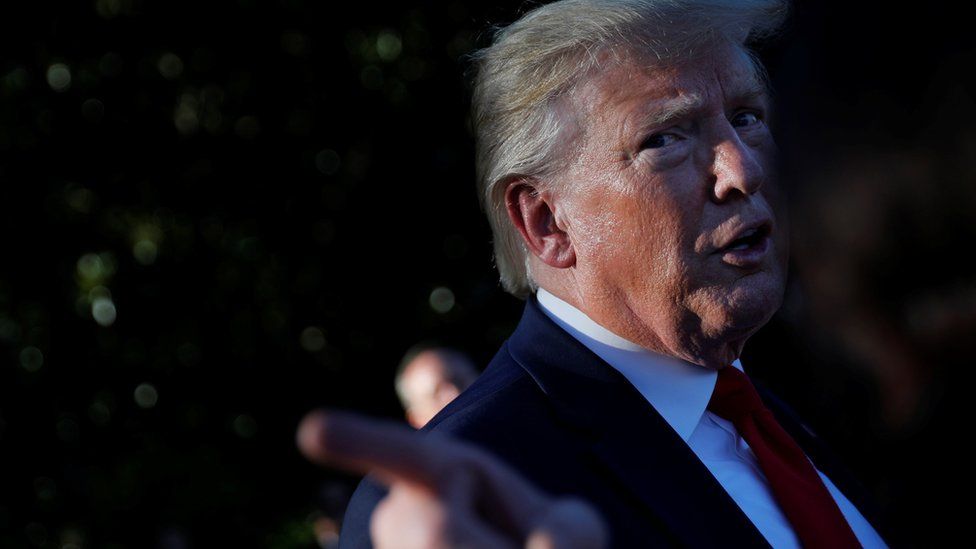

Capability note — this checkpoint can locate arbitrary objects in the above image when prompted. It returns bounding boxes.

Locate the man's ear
[503,177,576,269]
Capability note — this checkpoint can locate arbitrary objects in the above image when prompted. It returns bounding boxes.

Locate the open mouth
[722,224,771,252]
[716,222,772,269]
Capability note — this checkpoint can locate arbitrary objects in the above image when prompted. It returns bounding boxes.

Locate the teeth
[730,242,750,250]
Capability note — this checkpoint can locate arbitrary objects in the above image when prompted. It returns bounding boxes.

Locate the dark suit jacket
[339,294,900,548]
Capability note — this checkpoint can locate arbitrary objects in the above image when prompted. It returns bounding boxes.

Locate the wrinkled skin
[511,42,789,370]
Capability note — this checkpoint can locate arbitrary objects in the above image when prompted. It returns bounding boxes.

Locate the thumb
[525,498,607,549]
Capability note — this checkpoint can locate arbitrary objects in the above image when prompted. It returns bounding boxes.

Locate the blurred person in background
[394,343,479,429]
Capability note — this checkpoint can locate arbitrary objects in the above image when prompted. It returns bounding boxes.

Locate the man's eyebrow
[635,82,770,131]
[638,92,705,129]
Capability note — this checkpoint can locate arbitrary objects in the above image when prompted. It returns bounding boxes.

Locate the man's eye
[641,133,679,149]
[731,111,762,128]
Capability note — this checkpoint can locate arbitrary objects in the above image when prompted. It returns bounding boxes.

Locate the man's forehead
[574,46,769,126]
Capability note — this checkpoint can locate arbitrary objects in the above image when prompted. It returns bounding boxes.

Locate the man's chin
[696,276,784,338]
[678,334,751,370]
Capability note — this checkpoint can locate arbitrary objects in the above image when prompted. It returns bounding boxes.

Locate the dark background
[1,1,971,547]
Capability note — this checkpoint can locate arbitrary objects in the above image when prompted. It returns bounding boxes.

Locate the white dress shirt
[535,288,887,548]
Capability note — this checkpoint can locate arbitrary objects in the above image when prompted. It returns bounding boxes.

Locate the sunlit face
[552,43,789,369]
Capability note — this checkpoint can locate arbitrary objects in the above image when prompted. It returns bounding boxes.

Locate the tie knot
[707,365,767,422]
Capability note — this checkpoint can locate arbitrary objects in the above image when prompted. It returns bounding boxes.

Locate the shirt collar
[535,287,744,442]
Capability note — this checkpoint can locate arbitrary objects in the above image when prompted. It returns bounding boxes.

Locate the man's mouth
[724,224,770,251]
[716,223,772,268]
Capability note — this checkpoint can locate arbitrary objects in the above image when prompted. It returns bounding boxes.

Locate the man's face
[552,43,788,369]
[399,352,463,429]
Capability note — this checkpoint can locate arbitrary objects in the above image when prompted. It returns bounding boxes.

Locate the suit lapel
[507,295,772,547]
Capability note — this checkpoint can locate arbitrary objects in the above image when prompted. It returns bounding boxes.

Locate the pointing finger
[296,408,553,534]
[297,408,447,488]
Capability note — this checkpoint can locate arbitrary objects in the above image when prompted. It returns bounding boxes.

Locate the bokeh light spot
[92,297,117,326]
[157,52,184,79]
[88,400,111,426]
[134,383,158,409]
[174,91,200,134]
[81,98,105,123]
[344,29,369,58]
[133,239,158,265]
[376,31,403,61]
[315,149,341,175]
[281,30,309,56]
[176,342,201,367]
[429,287,455,314]
[3,67,29,91]
[233,414,258,438]
[66,186,95,213]
[234,115,261,139]
[77,253,116,284]
[56,416,80,443]
[88,285,111,301]
[95,0,133,19]
[131,221,163,265]
[77,253,105,280]
[300,326,326,352]
[20,346,43,372]
[46,63,71,92]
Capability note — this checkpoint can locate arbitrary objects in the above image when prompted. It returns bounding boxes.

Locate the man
[394,345,479,429]
[299,0,899,546]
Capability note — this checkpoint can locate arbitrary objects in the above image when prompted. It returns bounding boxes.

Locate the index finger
[296,408,551,530]
[297,408,448,488]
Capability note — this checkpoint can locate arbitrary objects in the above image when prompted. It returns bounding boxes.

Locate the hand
[297,409,608,549]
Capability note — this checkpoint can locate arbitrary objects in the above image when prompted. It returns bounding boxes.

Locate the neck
[534,285,743,370]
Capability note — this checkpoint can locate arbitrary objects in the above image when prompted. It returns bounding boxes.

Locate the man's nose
[709,132,765,203]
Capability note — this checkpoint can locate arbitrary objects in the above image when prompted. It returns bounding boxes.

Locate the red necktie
[707,364,862,548]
